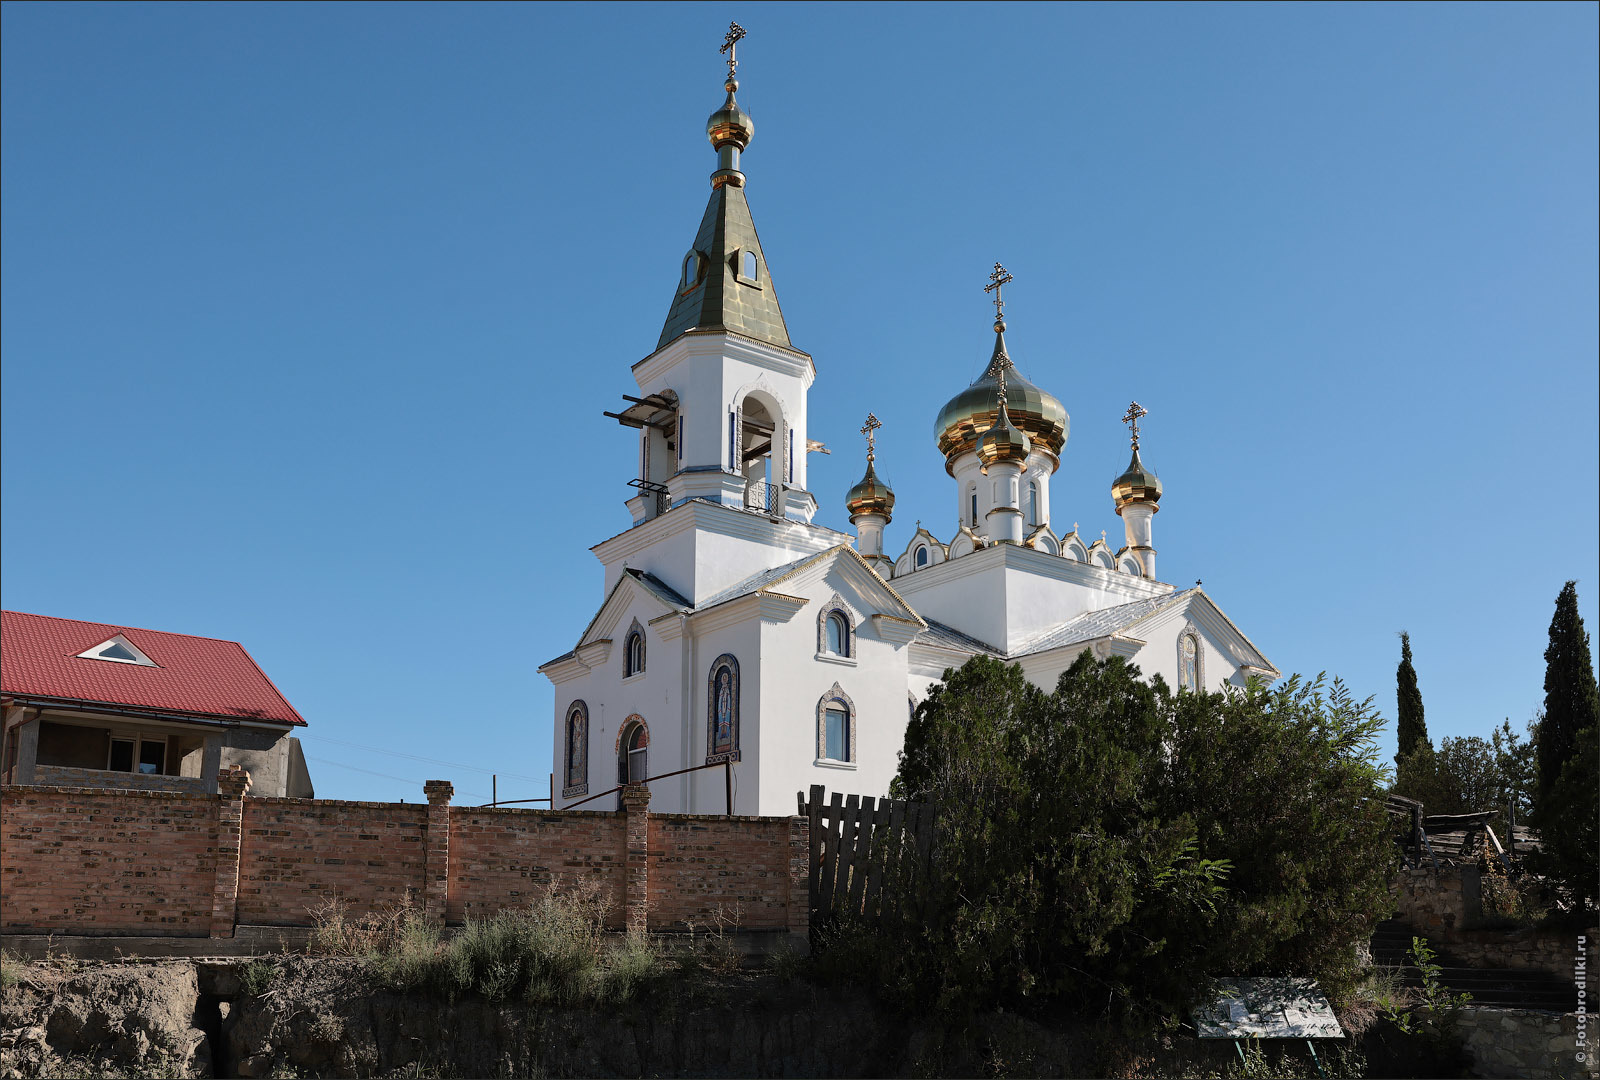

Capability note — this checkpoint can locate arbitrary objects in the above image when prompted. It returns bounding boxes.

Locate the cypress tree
[1395,631,1428,766]
[1534,581,1599,809]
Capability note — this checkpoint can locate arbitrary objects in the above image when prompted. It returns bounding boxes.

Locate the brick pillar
[621,784,651,933]
[211,764,251,939]
[423,780,453,928]
[787,814,810,949]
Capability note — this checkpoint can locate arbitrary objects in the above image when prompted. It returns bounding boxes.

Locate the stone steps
[1370,919,1576,1011]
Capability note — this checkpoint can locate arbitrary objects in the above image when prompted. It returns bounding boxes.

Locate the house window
[563,701,589,797]
[915,545,929,568]
[624,630,646,677]
[706,654,740,763]
[816,684,856,763]
[108,735,166,775]
[817,598,855,659]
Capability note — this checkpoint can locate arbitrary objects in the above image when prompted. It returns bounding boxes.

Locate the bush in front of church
[880,652,1394,1023]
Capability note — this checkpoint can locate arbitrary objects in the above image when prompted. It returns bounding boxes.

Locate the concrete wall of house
[4,709,302,797]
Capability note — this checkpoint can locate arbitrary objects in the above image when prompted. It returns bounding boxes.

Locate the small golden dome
[976,396,1033,472]
[845,458,895,520]
[935,330,1067,476]
[1111,447,1162,514]
[707,79,753,151]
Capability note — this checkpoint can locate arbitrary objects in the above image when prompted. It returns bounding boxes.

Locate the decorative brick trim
[210,764,251,938]
[423,780,453,927]
[816,683,857,762]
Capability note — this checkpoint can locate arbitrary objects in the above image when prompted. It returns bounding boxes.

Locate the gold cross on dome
[1122,401,1148,450]
[984,263,1013,322]
[860,413,882,456]
[720,22,747,76]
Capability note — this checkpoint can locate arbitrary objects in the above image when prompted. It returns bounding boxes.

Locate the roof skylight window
[77,634,158,667]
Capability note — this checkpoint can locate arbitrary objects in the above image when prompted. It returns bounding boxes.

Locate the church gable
[572,570,692,654]
[773,546,923,632]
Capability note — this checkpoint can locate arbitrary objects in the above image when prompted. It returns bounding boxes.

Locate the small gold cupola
[1111,401,1161,580]
[707,22,753,189]
[976,363,1033,473]
[845,413,896,521]
[1111,401,1163,513]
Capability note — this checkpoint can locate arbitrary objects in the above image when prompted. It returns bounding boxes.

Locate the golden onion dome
[976,397,1033,472]
[1111,447,1163,514]
[707,78,753,151]
[935,327,1067,476]
[845,458,895,520]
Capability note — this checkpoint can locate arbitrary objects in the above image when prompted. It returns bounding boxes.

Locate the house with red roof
[1,611,313,797]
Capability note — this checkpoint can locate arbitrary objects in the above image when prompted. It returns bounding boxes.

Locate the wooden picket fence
[798,784,935,925]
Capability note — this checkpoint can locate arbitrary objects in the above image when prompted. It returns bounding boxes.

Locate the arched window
[817,597,855,659]
[1179,631,1202,691]
[816,684,856,763]
[706,654,740,763]
[624,629,646,677]
[741,250,759,281]
[915,545,929,568]
[968,485,978,527]
[1027,481,1039,526]
[682,250,703,289]
[826,613,847,654]
[562,701,589,798]
[617,717,648,785]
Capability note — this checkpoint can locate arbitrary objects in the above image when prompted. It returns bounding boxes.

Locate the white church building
[540,33,1277,816]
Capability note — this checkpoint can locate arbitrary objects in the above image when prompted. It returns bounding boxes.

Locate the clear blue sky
[4,2,1595,804]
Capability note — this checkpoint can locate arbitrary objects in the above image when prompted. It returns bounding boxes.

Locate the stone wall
[1457,1007,1597,1080]
[1393,865,1598,976]
[1,777,807,940]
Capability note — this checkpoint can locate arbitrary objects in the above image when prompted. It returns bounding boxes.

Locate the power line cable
[302,735,547,784]
[304,756,488,802]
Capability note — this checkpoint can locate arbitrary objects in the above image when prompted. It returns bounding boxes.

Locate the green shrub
[878,653,1394,1022]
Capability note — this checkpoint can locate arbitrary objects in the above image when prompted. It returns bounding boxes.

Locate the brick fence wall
[1,771,808,941]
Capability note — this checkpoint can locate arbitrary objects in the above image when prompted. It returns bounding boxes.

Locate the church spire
[1112,401,1162,579]
[656,23,794,352]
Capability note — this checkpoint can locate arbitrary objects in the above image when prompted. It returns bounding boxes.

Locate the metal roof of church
[1011,589,1200,658]
[0,610,306,725]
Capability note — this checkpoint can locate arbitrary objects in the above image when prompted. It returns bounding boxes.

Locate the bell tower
[614,23,817,526]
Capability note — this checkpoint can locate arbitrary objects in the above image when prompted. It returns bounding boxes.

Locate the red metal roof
[1,611,305,726]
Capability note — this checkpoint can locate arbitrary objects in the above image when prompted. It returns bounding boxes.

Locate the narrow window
[915,545,929,568]
[706,654,740,762]
[625,631,646,677]
[625,724,648,784]
[1180,634,1199,691]
[826,613,847,656]
[676,411,683,462]
[824,707,850,761]
[563,701,589,795]
[970,490,978,526]
[728,411,737,472]
[741,250,758,280]
[1028,482,1039,526]
[682,251,702,288]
